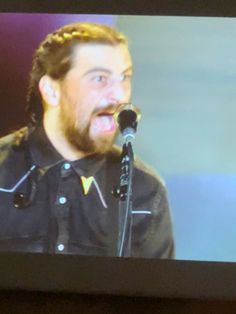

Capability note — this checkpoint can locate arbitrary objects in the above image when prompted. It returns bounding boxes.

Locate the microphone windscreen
[114,103,141,133]
[118,109,137,133]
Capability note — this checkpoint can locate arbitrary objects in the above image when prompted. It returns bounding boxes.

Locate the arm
[131,170,175,259]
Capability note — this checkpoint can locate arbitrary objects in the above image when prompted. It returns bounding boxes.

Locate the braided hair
[26,22,127,124]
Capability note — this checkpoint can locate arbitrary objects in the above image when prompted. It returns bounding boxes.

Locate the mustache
[92,103,125,116]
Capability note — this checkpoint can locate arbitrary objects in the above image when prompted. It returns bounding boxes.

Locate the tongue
[93,115,116,132]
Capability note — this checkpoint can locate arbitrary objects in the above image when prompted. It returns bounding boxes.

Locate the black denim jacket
[0,126,174,258]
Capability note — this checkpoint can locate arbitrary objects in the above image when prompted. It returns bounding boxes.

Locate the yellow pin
[81,176,94,195]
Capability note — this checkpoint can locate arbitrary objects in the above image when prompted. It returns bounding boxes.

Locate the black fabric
[0,126,174,258]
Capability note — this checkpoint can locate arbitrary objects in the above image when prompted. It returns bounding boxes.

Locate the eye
[120,73,132,81]
[93,75,107,83]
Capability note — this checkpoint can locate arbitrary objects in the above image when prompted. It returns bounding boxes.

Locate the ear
[39,75,60,107]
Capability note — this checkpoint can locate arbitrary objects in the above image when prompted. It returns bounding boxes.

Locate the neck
[43,112,88,161]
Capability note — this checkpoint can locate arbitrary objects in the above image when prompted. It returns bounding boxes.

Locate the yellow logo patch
[81,176,94,195]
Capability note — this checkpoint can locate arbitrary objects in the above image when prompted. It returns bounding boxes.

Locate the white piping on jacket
[0,165,36,193]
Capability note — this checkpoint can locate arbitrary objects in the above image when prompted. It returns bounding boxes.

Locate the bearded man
[0,22,174,258]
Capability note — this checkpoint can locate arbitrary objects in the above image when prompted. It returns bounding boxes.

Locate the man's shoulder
[0,127,28,150]
[0,127,28,148]
[134,155,165,187]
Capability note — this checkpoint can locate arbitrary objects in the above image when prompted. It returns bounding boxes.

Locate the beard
[59,106,117,155]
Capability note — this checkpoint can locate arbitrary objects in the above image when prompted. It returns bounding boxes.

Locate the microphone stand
[117,140,134,257]
[114,103,140,257]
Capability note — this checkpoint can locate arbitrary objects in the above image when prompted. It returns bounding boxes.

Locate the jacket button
[63,162,71,170]
[57,244,65,251]
[59,196,67,204]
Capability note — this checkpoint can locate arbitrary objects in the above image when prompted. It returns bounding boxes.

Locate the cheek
[73,99,96,127]
[125,83,132,98]
[80,90,102,114]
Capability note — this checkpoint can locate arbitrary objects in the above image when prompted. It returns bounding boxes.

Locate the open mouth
[92,112,117,133]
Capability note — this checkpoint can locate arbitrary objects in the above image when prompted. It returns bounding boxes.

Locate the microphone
[114,103,141,143]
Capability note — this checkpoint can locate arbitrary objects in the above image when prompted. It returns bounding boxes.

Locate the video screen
[1,13,236,262]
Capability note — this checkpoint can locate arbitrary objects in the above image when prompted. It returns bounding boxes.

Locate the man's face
[58,43,132,155]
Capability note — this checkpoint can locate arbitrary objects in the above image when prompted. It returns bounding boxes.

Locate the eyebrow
[83,66,133,77]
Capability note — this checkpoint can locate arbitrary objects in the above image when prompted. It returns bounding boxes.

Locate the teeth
[93,113,116,132]
[100,116,111,130]
[93,115,115,131]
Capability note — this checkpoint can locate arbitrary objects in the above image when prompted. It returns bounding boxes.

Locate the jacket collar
[28,125,106,177]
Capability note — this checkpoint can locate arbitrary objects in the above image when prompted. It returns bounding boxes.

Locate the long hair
[26,22,127,124]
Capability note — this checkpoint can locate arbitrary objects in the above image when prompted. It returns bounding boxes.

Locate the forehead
[70,43,132,72]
